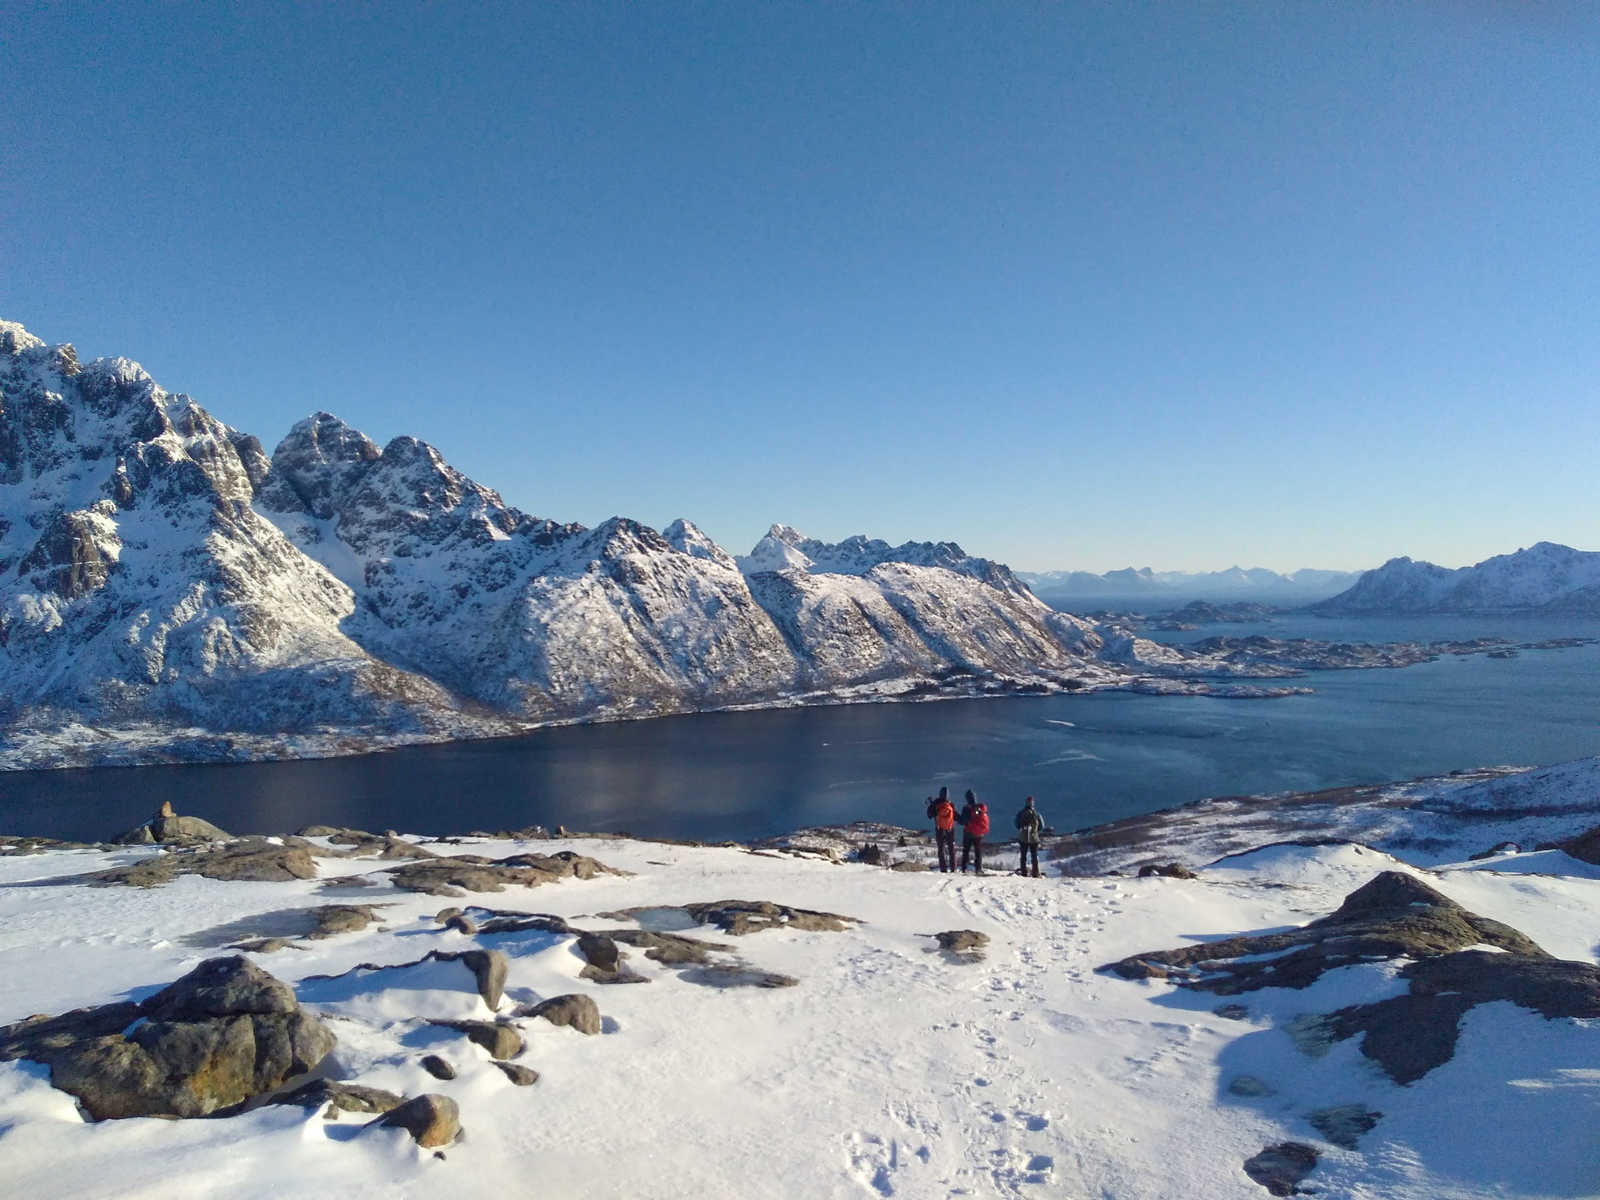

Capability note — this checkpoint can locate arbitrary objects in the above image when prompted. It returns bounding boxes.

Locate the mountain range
[1019,565,1361,605]
[1,319,1218,767]
[1313,542,1600,615]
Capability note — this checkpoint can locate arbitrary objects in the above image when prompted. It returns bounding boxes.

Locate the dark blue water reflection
[4,615,1598,843]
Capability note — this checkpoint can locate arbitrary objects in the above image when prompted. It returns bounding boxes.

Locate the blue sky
[4,3,1597,572]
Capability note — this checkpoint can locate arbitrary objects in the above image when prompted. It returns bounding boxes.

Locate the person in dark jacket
[1015,795,1044,878]
[959,790,989,874]
[926,786,957,872]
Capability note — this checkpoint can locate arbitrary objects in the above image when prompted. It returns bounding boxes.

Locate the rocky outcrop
[383,851,622,897]
[1101,872,1544,991]
[1105,871,1599,1087]
[0,957,334,1119]
[599,900,858,937]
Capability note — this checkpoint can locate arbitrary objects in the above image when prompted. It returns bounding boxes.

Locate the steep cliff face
[0,323,468,737]
[1,318,1226,765]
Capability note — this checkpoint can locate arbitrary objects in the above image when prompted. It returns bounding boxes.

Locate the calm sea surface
[5,614,1598,843]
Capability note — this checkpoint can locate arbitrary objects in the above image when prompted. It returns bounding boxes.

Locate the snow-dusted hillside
[1315,542,1600,615]
[3,319,1243,766]
[0,323,472,746]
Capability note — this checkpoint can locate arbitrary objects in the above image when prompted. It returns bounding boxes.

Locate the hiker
[1015,795,1044,878]
[959,790,989,874]
[926,787,957,872]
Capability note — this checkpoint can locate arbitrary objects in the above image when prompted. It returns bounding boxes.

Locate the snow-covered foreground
[0,788,1596,1197]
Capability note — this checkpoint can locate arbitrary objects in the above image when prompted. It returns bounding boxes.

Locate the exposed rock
[517,994,601,1035]
[1227,1075,1275,1097]
[0,957,334,1120]
[931,930,989,955]
[229,937,298,954]
[1308,1104,1382,1149]
[678,965,799,989]
[420,1054,456,1081]
[1322,951,1600,1083]
[889,859,930,872]
[296,825,345,837]
[576,932,620,973]
[306,904,382,939]
[434,907,465,924]
[1137,861,1196,879]
[1101,871,1547,992]
[275,1079,403,1116]
[383,851,621,897]
[428,1019,524,1060]
[1213,1004,1249,1021]
[600,900,857,936]
[87,842,319,888]
[153,813,233,844]
[605,928,725,966]
[373,1093,460,1147]
[1553,824,1600,866]
[857,843,883,865]
[493,1061,539,1086]
[1467,841,1522,861]
[1242,1142,1317,1196]
[444,914,478,935]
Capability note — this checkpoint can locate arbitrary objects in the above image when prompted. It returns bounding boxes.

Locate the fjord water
[6,614,1599,844]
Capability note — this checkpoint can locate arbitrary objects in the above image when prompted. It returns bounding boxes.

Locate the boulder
[429,1019,524,1060]
[0,957,335,1120]
[307,904,382,939]
[932,930,989,955]
[420,1054,456,1081]
[1137,861,1196,879]
[303,948,508,1011]
[1242,1143,1317,1196]
[373,1093,460,1147]
[493,1061,539,1086]
[517,994,601,1035]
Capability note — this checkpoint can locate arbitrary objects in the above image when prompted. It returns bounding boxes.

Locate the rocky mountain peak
[662,519,738,570]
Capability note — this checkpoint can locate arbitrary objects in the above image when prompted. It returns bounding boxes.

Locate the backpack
[968,804,989,837]
[934,800,955,832]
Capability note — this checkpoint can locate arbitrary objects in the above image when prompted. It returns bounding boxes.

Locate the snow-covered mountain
[1314,543,1600,615]
[1020,564,1361,605]
[2,319,1210,764]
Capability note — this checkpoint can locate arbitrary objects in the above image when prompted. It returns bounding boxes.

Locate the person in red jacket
[959,790,989,874]
[926,786,957,872]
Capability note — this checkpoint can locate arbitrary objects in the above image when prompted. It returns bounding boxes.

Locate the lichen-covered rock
[0,957,335,1120]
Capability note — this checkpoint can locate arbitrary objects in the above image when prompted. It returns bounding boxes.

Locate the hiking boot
[1031,868,1040,878]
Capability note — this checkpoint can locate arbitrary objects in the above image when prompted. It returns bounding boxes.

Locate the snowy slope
[0,762,1594,1197]
[1316,542,1600,614]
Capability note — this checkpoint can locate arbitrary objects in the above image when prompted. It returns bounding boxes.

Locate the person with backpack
[1015,795,1044,878]
[926,786,957,872]
[959,789,989,874]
